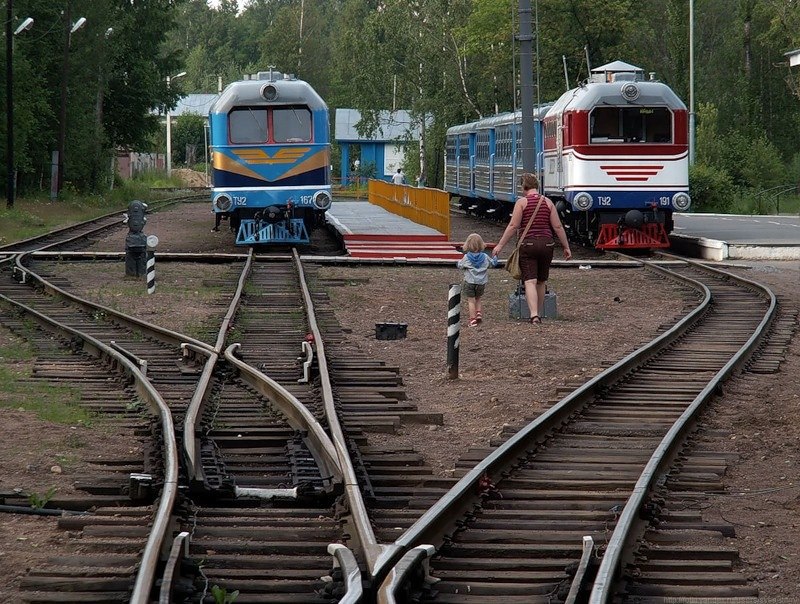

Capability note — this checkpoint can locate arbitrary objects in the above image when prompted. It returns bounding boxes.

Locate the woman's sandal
[476,312,483,323]
[469,318,479,327]
[530,315,542,325]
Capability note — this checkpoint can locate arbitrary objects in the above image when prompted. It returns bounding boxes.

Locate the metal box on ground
[509,290,558,320]
[375,322,408,340]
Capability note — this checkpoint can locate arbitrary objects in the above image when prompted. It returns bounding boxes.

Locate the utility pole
[688,0,695,165]
[56,9,86,197]
[56,4,71,196]
[5,2,32,209]
[6,0,14,208]
[166,72,186,178]
[518,0,535,173]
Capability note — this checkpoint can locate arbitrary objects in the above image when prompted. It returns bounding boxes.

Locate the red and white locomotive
[543,61,690,248]
[444,61,691,250]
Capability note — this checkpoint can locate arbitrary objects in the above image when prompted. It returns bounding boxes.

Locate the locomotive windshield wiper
[248,108,266,140]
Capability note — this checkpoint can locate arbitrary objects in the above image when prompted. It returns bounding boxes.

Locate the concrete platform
[326,200,462,260]
[671,213,800,260]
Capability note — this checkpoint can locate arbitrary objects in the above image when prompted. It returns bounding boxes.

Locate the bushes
[689,163,736,213]
[690,102,790,214]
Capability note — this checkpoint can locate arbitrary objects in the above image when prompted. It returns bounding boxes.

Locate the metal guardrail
[368,179,451,236]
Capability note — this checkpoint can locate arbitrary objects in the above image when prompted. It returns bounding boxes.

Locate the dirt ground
[171,167,209,187]
[1,180,799,599]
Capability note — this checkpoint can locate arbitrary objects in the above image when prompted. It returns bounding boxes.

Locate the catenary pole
[518,0,535,173]
[6,0,14,208]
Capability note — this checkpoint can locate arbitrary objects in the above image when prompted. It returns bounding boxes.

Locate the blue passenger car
[444,107,550,220]
[209,69,332,245]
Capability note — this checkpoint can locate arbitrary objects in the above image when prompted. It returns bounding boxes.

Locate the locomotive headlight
[312,191,332,210]
[621,83,640,101]
[672,192,691,211]
[261,84,278,101]
[213,194,232,212]
[573,192,593,211]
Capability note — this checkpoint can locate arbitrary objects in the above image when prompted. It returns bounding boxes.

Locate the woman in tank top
[492,172,572,324]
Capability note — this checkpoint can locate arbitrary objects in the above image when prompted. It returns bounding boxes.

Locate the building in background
[335,109,423,185]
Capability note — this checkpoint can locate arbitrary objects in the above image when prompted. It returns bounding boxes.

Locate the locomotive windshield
[228,106,312,144]
[273,107,312,143]
[590,106,672,143]
[229,108,268,143]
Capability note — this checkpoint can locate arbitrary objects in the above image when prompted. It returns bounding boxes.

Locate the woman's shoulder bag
[504,197,542,280]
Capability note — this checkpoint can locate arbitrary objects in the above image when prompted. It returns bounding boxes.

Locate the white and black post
[146,235,159,294]
[447,283,461,380]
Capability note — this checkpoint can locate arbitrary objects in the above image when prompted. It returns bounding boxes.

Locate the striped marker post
[447,283,461,379]
[146,235,159,295]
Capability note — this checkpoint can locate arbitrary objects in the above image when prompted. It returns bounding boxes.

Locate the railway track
[1,207,796,602]
[0,250,229,601]
[372,256,792,603]
[1,246,405,601]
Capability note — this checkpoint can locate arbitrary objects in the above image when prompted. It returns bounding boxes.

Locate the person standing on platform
[491,172,572,324]
[457,233,498,327]
[391,168,405,185]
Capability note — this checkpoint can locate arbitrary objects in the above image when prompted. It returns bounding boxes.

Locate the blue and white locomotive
[209,69,332,245]
[445,61,691,249]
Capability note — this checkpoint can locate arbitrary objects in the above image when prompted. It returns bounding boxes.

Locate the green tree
[172,114,207,166]
[4,0,800,203]
[0,0,185,197]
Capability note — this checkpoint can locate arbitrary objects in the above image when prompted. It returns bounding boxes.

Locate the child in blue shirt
[457,233,498,327]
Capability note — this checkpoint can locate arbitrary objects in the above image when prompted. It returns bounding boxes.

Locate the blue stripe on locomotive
[564,189,681,210]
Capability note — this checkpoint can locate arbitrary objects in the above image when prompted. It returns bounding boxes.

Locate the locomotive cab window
[273,107,312,143]
[228,106,312,144]
[590,107,672,143]
[229,108,269,144]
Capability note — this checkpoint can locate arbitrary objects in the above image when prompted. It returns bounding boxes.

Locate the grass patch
[0,338,36,363]
[0,173,185,246]
[0,364,93,425]
[28,487,57,510]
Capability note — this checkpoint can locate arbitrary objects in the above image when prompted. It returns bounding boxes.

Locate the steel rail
[6,251,215,601]
[222,344,343,488]
[293,249,401,583]
[162,252,355,600]
[0,262,179,604]
[13,253,215,353]
[372,264,714,599]
[181,248,253,483]
[588,255,777,602]
[30,250,249,262]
